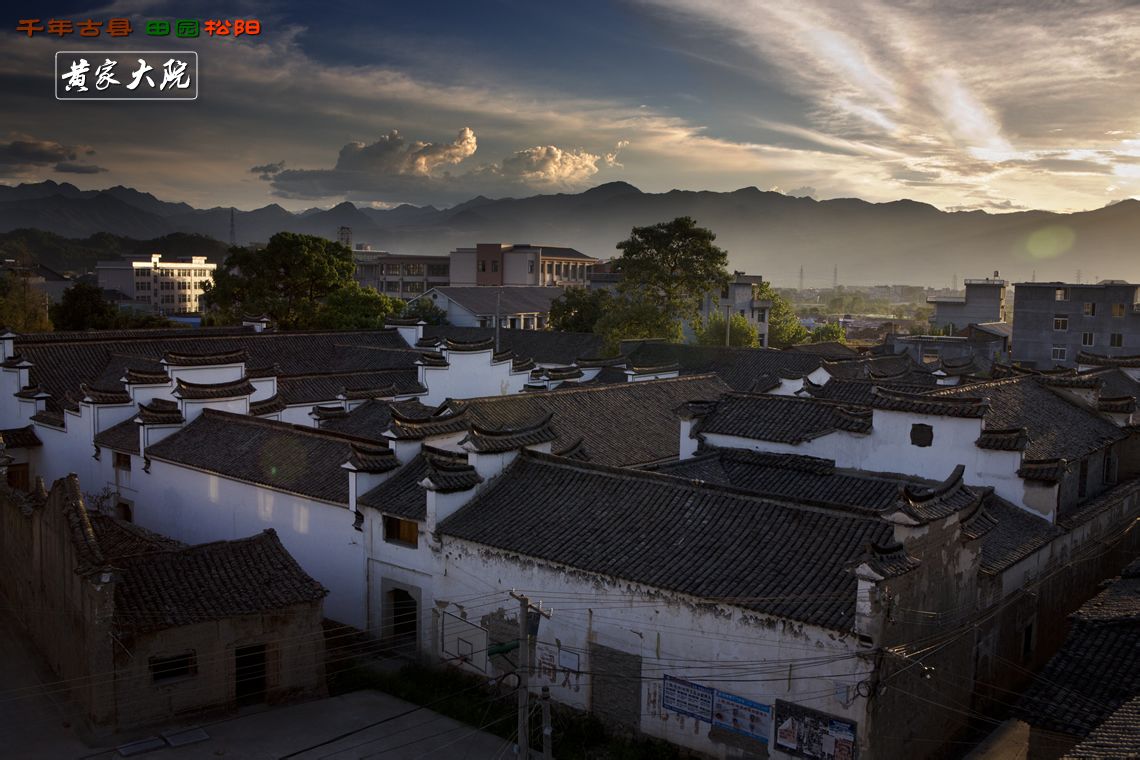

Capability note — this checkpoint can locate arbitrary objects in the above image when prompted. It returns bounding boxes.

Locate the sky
[2,0,1139,212]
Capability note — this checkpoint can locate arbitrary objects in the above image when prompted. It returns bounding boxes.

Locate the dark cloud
[250,161,286,180]
[946,198,1028,212]
[54,162,107,174]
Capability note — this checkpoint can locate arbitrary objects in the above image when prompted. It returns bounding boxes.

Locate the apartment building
[449,243,597,287]
[96,254,216,315]
[1012,280,1140,367]
[352,249,450,299]
[927,273,1007,329]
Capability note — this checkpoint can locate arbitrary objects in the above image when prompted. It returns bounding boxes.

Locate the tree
[0,273,52,332]
[809,322,847,344]
[694,312,759,347]
[202,232,355,328]
[312,283,405,330]
[402,297,449,325]
[615,217,729,325]
[50,282,119,330]
[549,287,611,333]
[757,281,808,347]
[594,296,683,355]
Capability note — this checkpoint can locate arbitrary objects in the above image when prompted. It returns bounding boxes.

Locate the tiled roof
[693,393,872,444]
[89,512,186,557]
[426,327,607,365]
[823,354,932,381]
[163,349,248,367]
[1017,458,1068,483]
[1062,695,1140,758]
[440,452,907,632]
[111,529,327,635]
[976,428,1029,451]
[803,378,934,406]
[137,398,183,425]
[429,286,565,317]
[444,337,495,352]
[173,377,255,400]
[277,369,423,405]
[14,328,415,414]
[1078,351,1140,368]
[387,407,470,440]
[444,374,730,467]
[1098,396,1136,414]
[783,341,861,359]
[145,409,375,504]
[0,426,42,449]
[94,417,140,454]
[1013,567,1140,740]
[930,376,1126,461]
[357,449,478,520]
[871,386,988,418]
[123,368,169,385]
[460,413,557,453]
[80,384,132,405]
[976,496,1060,574]
[320,399,435,441]
[344,442,399,473]
[249,394,287,416]
[623,342,821,392]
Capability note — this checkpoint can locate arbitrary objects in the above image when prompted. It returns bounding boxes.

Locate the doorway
[388,589,418,652]
[234,644,267,704]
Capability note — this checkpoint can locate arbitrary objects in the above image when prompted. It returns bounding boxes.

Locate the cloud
[0,137,104,175]
[250,161,286,180]
[260,128,626,204]
[54,162,107,174]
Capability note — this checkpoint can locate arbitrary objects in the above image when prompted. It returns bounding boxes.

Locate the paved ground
[0,608,90,759]
[82,690,515,760]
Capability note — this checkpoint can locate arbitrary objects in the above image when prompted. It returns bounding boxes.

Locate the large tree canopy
[49,282,172,331]
[615,217,730,325]
[694,311,759,348]
[549,287,612,333]
[311,282,406,330]
[202,232,356,328]
[0,273,52,332]
[757,281,809,348]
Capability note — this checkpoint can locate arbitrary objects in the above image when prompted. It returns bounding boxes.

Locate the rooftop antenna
[229,207,237,247]
[952,273,958,291]
[832,264,838,289]
[799,265,804,292]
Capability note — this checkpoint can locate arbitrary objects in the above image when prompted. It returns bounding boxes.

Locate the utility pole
[510,591,551,759]
[832,264,838,290]
[1076,269,1082,284]
[724,303,731,347]
[541,687,553,760]
[229,207,237,247]
[799,265,804,292]
[495,290,502,353]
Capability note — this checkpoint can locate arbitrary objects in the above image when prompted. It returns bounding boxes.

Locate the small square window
[1081,332,1094,347]
[1051,345,1067,361]
[1110,333,1123,348]
[1053,315,1069,331]
[113,452,132,471]
[1082,302,1096,316]
[1112,303,1125,318]
[910,423,934,447]
[1055,288,1069,301]
[383,516,419,548]
[491,261,499,273]
[150,651,196,682]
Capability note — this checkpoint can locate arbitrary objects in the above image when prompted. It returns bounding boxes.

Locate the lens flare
[1023,225,1076,260]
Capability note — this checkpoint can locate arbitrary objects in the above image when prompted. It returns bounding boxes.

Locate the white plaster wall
[248,377,277,402]
[165,364,244,386]
[0,368,29,427]
[281,405,319,427]
[435,542,873,759]
[132,459,365,627]
[422,352,524,405]
[182,397,248,423]
[33,415,101,487]
[127,383,173,408]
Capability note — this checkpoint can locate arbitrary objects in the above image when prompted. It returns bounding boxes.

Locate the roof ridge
[448,373,725,404]
[198,408,390,447]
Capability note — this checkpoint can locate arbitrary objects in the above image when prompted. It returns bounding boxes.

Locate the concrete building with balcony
[449,243,597,287]
[698,271,772,347]
[1012,280,1140,368]
[352,250,450,299]
[927,273,1008,330]
[96,254,216,315]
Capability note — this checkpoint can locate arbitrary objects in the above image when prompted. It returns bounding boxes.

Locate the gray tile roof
[440,451,908,632]
[320,399,435,441]
[693,393,872,444]
[1013,564,1140,740]
[443,374,730,466]
[783,341,861,359]
[1078,351,1140,369]
[276,369,423,405]
[94,417,140,454]
[623,342,822,392]
[803,378,934,406]
[0,425,41,449]
[144,409,377,504]
[429,286,565,317]
[1062,695,1140,758]
[173,377,256,400]
[929,376,1127,461]
[357,448,478,520]
[871,386,989,418]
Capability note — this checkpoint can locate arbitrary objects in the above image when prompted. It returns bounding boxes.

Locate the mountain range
[2,180,1138,286]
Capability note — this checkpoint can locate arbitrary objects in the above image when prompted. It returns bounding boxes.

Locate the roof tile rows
[693,393,872,444]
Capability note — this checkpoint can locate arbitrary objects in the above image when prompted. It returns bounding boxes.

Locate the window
[383,263,401,275]
[113,452,131,471]
[404,281,423,294]
[383,516,418,547]
[1104,449,1115,484]
[1110,333,1123,347]
[403,263,424,276]
[1082,332,1094,347]
[528,260,534,274]
[1055,288,1069,301]
[1082,302,1096,316]
[910,423,934,447]
[385,281,399,292]
[427,264,448,277]
[150,651,197,682]
[1112,303,1125,317]
[1078,459,1088,498]
[1053,315,1068,331]
[478,261,486,273]
[491,261,499,273]
[1021,621,1036,664]
[1051,345,1067,361]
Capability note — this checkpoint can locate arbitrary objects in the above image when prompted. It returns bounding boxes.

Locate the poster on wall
[662,675,714,722]
[712,690,771,743]
[774,700,857,760]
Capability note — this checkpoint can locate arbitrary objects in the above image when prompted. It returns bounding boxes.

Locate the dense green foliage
[615,217,729,325]
[758,281,809,347]
[694,311,759,347]
[594,296,684,354]
[50,282,174,330]
[310,282,406,330]
[809,321,847,343]
[549,287,612,333]
[202,232,356,328]
[0,273,52,332]
[402,297,449,325]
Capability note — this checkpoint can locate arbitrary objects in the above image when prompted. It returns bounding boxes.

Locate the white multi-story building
[96,253,216,314]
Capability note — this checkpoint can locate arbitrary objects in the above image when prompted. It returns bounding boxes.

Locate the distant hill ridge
[1,180,1137,285]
